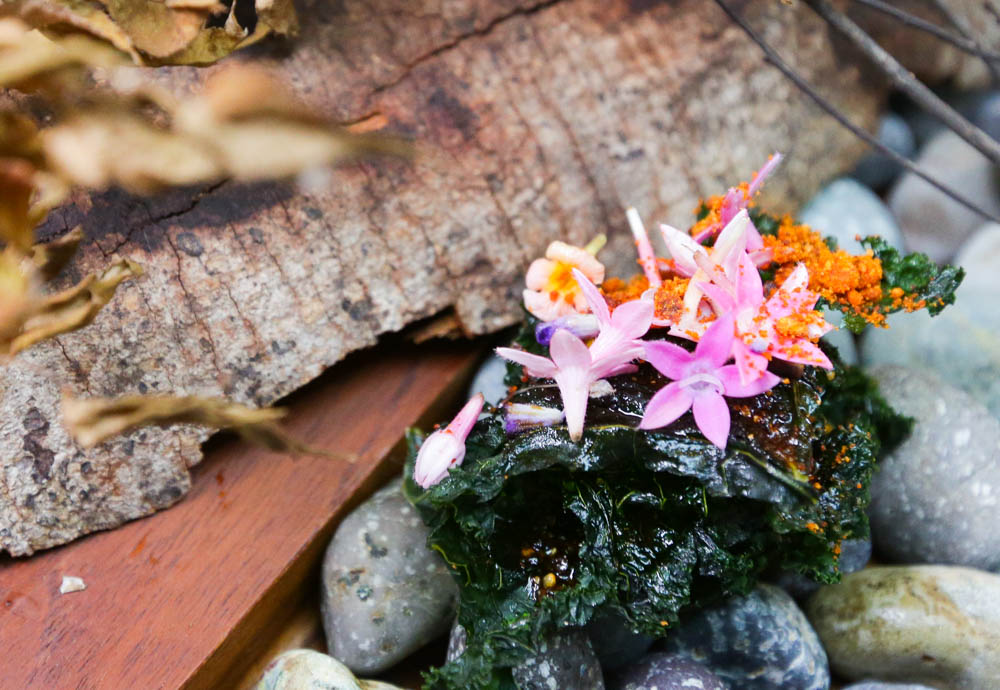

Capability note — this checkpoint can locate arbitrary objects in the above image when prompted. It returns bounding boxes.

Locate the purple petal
[695,312,735,368]
[735,252,764,306]
[504,403,565,434]
[572,267,610,326]
[535,313,600,346]
[591,344,644,380]
[733,342,770,386]
[643,340,692,380]
[698,280,736,315]
[692,392,731,449]
[549,329,593,372]
[495,347,557,379]
[771,340,834,370]
[639,382,694,430]
[717,365,781,398]
[609,298,654,340]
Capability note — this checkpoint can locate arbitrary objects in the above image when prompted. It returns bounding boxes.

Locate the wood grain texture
[2,0,888,555]
[0,337,483,690]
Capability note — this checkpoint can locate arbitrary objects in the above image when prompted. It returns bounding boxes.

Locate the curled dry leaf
[30,225,82,281]
[61,394,344,458]
[6,255,142,356]
[0,248,38,348]
[0,16,126,93]
[41,64,410,193]
[3,0,298,66]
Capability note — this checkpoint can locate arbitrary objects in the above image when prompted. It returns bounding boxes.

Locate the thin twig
[853,0,1000,62]
[805,0,1000,168]
[921,0,1000,83]
[713,0,1000,224]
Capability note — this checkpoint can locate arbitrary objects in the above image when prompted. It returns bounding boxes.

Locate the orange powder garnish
[762,218,886,326]
[601,275,650,309]
[652,276,690,324]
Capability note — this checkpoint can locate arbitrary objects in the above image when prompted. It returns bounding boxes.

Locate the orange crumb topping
[601,275,650,309]
[762,218,886,326]
[652,276,690,324]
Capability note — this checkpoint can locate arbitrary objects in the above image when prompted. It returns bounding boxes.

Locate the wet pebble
[658,583,828,689]
[852,114,916,189]
[512,628,605,690]
[585,606,655,672]
[807,566,1000,689]
[610,652,726,690]
[865,366,1000,571]
[321,478,458,675]
[887,130,1000,263]
[252,649,361,690]
[800,177,905,254]
[467,354,509,406]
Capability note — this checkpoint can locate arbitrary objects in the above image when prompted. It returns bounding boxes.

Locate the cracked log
[1,0,889,556]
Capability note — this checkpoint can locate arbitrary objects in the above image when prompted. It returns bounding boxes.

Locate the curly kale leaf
[406,353,906,689]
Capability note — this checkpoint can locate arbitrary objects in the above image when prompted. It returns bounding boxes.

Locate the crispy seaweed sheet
[404,335,910,689]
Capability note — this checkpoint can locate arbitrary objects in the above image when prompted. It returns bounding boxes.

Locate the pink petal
[643,340,693,380]
[413,429,466,488]
[554,368,591,442]
[591,345,644,379]
[768,264,814,318]
[698,280,736,315]
[525,258,557,290]
[523,289,574,322]
[695,312,735,368]
[733,342,770,386]
[713,210,750,277]
[771,339,834,370]
[692,392,731,449]
[746,152,782,198]
[549,329,593,372]
[659,223,701,276]
[717,365,780,398]
[496,346,557,379]
[609,298,654,340]
[627,207,662,288]
[735,252,764,306]
[572,267,611,326]
[639,382,694,430]
[447,393,485,440]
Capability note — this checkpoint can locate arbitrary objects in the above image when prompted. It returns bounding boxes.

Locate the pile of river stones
[254,93,1000,689]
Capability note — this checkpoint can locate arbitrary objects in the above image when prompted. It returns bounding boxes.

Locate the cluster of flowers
[414,155,837,489]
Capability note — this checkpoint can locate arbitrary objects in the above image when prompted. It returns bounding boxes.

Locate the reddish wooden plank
[0,337,483,689]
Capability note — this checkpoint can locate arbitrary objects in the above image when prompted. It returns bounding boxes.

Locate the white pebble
[59,576,86,594]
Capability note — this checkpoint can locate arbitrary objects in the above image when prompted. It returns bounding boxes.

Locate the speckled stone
[860,226,1000,418]
[512,628,605,690]
[773,538,872,600]
[865,366,1000,571]
[585,606,655,672]
[800,177,905,254]
[887,130,1000,263]
[610,652,726,690]
[806,566,1000,689]
[321,478,459,675]
[843,680,934,690]
[252,649,362,690]
[467,354,509,406]
[445,620,466,663]
[659,584,828,689]
[852,114,916,190]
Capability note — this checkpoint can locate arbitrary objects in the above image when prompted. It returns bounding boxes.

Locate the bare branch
[853,0,1000,62]
[805,0,1000,168]
[713,0,1000,224]
[920,0,1000,83]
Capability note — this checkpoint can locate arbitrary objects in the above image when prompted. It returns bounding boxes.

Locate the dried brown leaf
[0,247,38,347]
[8,255,141,355]
[5,0,297,66]
[0,158,35,251]
[0,16,127,91]
[30,225,82,280]
[61,394,342,458]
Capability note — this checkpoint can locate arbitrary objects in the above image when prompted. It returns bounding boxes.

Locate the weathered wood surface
[1,0,889,556]
[0,337,483,689]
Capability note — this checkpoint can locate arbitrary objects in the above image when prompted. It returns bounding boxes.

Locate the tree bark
[2,0,889,556]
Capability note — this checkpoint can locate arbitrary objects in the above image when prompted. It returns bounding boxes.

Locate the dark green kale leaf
[838,236,965,333]
[405,340,908,689]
